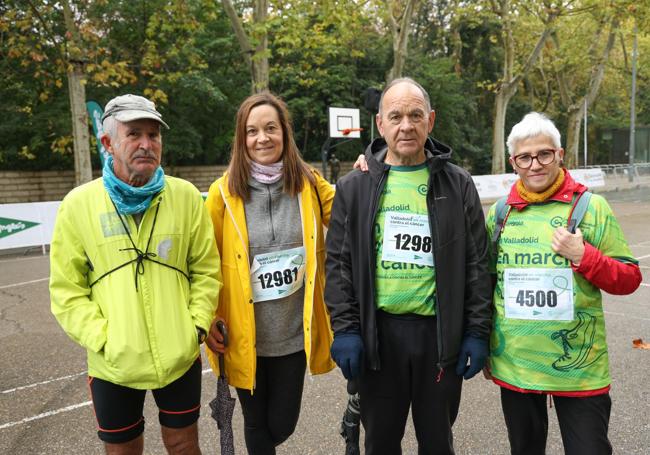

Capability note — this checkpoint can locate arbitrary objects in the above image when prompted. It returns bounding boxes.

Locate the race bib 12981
[250,246,306,303]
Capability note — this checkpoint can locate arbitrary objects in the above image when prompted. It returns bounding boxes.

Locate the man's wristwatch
[197,327,207,345]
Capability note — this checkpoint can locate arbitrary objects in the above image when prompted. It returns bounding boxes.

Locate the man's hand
[455,335,488,380]
[330,332,363,380]
[206,316,227,354]
[352,154,369,172]
[551,227,585,265]
[482,360,493,380]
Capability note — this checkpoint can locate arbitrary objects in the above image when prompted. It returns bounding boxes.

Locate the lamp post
[628,23,638,182]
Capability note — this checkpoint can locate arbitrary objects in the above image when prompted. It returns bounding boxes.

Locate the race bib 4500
[504,268,574,321]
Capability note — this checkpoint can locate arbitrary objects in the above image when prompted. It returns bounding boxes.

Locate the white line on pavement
[640,283,650,287]
[1,372,86,395]
[636,253,650,260]
[0,368,216,431]
[0,255,47,264]
[604,310,650,322]
[0,277,48,290]
[0,402,92,430]
[2,368,214,395]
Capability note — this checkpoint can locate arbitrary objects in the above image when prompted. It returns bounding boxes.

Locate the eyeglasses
[513,149,557,169]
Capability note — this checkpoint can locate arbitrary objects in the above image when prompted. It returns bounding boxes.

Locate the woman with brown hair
[204,92,336,454]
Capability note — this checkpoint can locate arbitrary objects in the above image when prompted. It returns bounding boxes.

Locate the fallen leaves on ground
[632,339,650,350]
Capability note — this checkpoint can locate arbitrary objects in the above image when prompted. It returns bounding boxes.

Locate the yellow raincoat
[205,170,335,391]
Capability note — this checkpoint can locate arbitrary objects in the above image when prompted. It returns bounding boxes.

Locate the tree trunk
[252,0,269,92]
[386,0,417,83]
[490,6,554,174]
[67,64,92,185]
[564,104,583,168]
[62,0,92,185]
[492,87,514,174]
[221,0,269,93]
[562,18,619,167]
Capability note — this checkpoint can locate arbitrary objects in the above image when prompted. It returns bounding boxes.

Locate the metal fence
[583,163,650,178]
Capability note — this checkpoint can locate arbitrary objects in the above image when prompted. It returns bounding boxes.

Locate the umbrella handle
[347,378,358,395]
[216,320,228,379]
[216,320,229,347]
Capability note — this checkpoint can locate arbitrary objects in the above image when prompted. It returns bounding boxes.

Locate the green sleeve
[49,198,107,353]
[187,189,223,333]
[583,194,638,265]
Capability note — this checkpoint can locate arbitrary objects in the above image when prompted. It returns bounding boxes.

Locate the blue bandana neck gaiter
[102,155,165,215]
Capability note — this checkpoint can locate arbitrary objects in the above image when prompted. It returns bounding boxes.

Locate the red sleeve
[572,242,642,295]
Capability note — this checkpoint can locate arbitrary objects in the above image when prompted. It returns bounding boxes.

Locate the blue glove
[330,332,363,380]
[455,335,489,380]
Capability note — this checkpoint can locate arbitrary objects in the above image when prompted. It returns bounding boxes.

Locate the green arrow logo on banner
[414,255,422,260]
[533,310,541,315]
[0,217,40,239]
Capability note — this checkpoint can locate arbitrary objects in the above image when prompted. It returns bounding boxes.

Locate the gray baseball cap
[101,94,169,129]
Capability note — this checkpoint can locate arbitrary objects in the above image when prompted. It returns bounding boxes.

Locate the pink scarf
[250,160,283,184]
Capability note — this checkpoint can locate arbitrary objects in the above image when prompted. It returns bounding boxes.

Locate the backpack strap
[567,191,592,233]
[491,196,509,250]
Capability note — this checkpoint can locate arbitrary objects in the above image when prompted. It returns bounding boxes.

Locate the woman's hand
[353,154,368,172]
[206,315,227,354]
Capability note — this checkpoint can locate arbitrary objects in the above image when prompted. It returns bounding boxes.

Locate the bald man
[325,78,492,454]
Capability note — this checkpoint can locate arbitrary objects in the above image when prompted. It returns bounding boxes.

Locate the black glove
[330,332,363,380]
[455,335,489,380]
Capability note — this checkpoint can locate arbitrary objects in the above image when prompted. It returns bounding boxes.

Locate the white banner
[472,168,605,200]
[0,201,60,250]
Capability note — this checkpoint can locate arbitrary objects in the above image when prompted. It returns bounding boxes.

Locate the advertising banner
[86,100,109,166]
[0,202,60,251]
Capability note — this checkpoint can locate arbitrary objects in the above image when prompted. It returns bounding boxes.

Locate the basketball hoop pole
[320,129,363,182]
[325,107,363,182]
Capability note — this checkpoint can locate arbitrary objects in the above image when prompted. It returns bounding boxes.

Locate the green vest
[374,164,436,315]
[486,193,636,391]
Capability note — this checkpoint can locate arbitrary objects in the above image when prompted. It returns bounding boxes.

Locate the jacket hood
[365,137,452,179]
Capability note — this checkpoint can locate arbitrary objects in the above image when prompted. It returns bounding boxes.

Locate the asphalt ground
[1,188,649,454]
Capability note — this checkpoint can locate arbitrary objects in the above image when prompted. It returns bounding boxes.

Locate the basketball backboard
[328,107,361,138]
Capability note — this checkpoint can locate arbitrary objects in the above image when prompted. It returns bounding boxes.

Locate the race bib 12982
[381,212,434,267]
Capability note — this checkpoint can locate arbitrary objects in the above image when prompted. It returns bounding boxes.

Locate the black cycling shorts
[88,357,202,444]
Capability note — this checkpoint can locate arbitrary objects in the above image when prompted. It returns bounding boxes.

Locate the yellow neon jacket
[205,170,335,391]
[50,177,222,389]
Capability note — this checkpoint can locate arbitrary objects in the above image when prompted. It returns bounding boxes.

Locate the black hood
[364,137,452,179]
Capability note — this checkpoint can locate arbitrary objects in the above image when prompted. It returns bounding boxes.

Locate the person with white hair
[49,94,222,454]
[485,112,642,455]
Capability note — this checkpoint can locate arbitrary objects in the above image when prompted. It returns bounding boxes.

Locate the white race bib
[381,212,434,267]
[503,268,574,321]
[250,246,306,302]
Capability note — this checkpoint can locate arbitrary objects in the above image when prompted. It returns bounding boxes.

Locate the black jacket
[325,137,492,371]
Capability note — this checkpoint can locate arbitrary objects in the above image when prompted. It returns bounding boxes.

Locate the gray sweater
[244,177,304,357]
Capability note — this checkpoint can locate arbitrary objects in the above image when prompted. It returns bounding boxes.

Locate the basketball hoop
[341,128,364,136]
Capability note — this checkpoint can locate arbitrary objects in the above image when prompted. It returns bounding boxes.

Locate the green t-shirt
[486,193,637,391]
[374,164,436,316]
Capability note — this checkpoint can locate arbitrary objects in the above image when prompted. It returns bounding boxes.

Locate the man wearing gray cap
[49,94,222,454]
